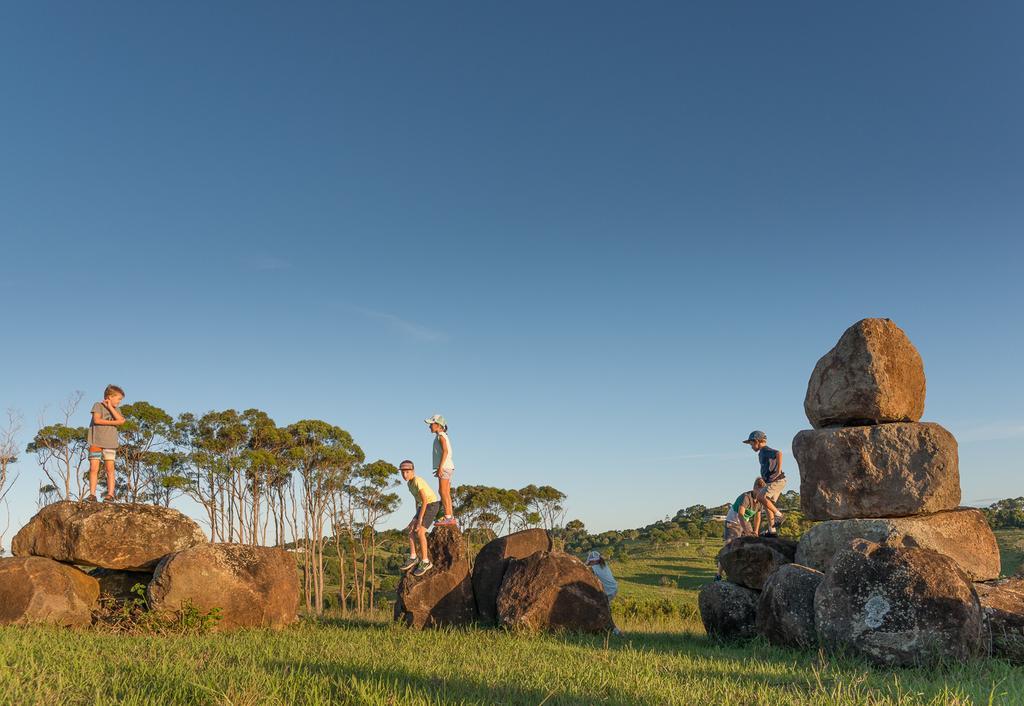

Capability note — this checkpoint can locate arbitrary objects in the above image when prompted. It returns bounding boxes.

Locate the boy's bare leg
[88,458,100,497]
[408,527,418,558]
[104,459,116,497]
[439,478,453,517]
[759,492,780,523]
[417,526,430,563]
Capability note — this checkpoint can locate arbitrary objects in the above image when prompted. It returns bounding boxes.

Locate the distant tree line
[982,497,1024,529]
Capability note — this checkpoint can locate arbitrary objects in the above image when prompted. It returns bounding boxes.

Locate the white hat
[586,550,602,563]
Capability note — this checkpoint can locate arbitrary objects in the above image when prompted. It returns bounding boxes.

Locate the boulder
[89,568,154,602]
[815,540,985,667]
[496,551,612,633]
[698,580,760,641]
[472,528,552,624]
[756,564,823,648]
[0,556,99,627]
[794,422,960,520]
[12,500,207,571]
[804,318,926,429]
[975,578,1024,663]
[795,508,999,581]
[716,535,798,590]
[147,543,299,631]
[394,525,475,629]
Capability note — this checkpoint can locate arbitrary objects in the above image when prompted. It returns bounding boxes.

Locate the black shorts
[414,501,441,529]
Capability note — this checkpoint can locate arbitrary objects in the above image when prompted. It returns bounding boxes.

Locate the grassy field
[0,532,1021,705]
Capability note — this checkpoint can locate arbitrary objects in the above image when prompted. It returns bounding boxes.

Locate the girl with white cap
[586,551,623,635]
[425,414,457,526]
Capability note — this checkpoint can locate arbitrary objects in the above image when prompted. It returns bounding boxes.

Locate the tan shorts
[762,478,787,502]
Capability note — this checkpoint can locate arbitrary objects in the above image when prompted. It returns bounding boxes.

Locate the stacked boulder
[793,318,1001,665]
[395,526,612,633]
[4,500,299,631]
[701,318,1019,667]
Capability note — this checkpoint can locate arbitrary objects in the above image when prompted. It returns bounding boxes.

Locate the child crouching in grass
[399,460,441,577]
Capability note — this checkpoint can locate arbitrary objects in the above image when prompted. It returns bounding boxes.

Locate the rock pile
[701,318,1019,666]
[3,501,298,631]
[394,526,612,634]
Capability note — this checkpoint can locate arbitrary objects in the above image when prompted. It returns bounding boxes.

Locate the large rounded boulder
[815,540,985,667]
[793,422,959,520]
[147,543,299,631]
[0,556,99,627]
[394,525,475,629]
[975,578,1024,663]
[795,508,999,581]
[756,564,823,648]
[496,551,612,633]
[804,318,926,429]
[716,535,797,590]
[699,580,759,641]
[472,528,552,624]
[12,500,207,571]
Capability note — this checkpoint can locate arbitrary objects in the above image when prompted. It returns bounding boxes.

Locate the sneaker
[412,560,433,577]
[399,557,419,572]
[612,627,623,636]
[773,512,785,529]
[762,530,778,538]
[82,494,98,503]
[434,516,458,527]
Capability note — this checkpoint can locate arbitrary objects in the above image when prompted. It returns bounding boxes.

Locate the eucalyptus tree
[26,392,87,500]
[116,401,175,503]
[0,410,22,553]
[285,419,364,614]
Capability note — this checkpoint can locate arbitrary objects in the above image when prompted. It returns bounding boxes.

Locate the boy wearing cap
[742,430,786,535]
[424,414,457,526]
[399,460,441,577]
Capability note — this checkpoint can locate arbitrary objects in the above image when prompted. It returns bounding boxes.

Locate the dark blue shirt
[758,447,784,483]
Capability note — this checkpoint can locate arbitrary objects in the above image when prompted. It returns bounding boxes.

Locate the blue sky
[1,2,1022,536]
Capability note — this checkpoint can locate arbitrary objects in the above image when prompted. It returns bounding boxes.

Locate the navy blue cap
[742,430,767,444]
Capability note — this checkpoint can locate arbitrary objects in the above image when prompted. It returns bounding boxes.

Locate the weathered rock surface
[975,578,1024,663]
[147,543,299,631]
[0,556,99,627]
[496,551,612,633]
[394,525,475,629]
[795,509,999,581]
[89,568,154,602]
[794,422,960,520]
[804,318,926,429]
[717,536,798,590]
[815,540,985,667]
[12,500,207,571]
[756,564,823,648]
[472,528,552,624]
[699,580,760,641]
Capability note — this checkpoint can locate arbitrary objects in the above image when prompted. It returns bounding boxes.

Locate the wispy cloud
[951,422,1024,443]
[350,306,447,343]
[244,255,292,272]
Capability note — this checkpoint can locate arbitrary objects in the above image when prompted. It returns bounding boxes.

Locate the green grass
[1,532,1022,704]
[995,529,1024,577]
[1,616,1022,705]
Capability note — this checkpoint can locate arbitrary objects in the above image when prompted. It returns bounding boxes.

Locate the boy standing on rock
[742,430,786,535]
[399,460,441,577]
[85,384,126,502]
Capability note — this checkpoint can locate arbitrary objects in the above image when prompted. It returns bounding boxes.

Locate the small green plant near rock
[92,583,222,635]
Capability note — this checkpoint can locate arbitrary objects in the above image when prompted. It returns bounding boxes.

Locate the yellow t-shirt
[407,476,439,506]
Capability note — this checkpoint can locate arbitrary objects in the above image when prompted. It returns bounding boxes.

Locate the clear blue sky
[2,2,1022,537]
